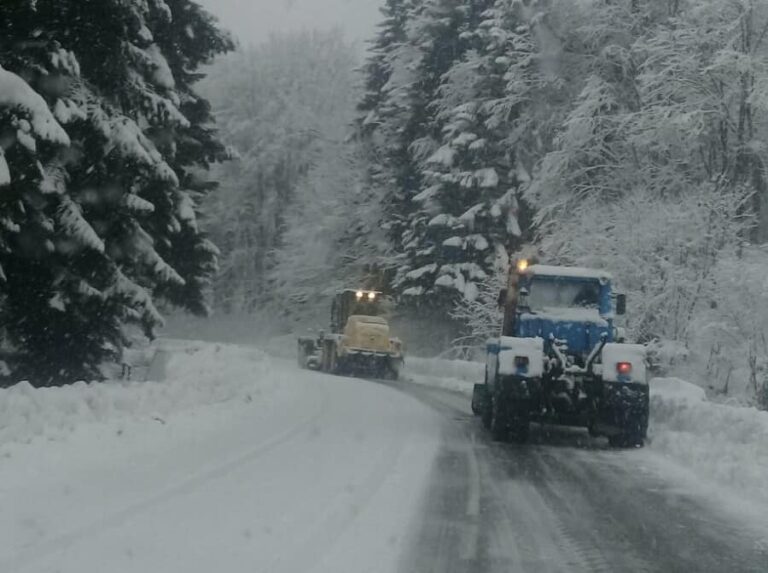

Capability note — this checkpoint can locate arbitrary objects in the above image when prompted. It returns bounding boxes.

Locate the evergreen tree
[356,0,422,261]
[395,0,535,304]
[0,0,232,384]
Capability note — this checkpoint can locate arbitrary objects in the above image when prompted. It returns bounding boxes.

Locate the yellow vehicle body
[342,316,393,354]
[297,290,405,379]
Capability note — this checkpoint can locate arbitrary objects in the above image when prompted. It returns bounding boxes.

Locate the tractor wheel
[508,417,530,443]
[481,395,492,429]
[386,359,402,381]
[490,391,509,442]
[506,398,530,444]
[329,351,340,375]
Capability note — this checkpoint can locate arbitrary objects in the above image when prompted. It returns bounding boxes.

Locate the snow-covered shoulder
[0,340,275,447]
[649,377,768,507]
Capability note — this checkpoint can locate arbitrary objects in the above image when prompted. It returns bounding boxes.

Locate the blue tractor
[471,259,649,447]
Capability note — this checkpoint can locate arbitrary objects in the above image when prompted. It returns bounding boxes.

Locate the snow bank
[649,377,768,506]
[0,341,273,447]
[404,356,482,394]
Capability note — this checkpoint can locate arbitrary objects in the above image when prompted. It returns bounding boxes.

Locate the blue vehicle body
[514,272,614,358]
[473,263,649,447]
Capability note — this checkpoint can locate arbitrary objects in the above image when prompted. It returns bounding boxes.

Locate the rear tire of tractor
[387,359,402,381]
[329,352,340,375]
[481,398,492,429]
[509,419,530,444]
[490,393,509,442]
[507,398,530,444]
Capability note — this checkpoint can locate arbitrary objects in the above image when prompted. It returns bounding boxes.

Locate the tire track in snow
[2,383,330,573]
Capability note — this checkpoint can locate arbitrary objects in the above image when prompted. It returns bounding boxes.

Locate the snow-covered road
[2,341,768,572]
[0,344,441,573]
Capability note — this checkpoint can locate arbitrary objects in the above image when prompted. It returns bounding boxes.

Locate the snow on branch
[0,64,70,147]
[56,197,105,253]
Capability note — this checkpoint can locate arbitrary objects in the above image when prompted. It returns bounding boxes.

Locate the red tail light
[616,362,632,375]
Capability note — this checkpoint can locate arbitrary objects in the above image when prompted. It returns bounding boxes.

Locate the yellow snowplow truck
[297,289,404,380]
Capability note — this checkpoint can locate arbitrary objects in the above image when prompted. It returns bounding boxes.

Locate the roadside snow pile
[649,377,768,505]
[0,341,274,447]
[404,356,482,394]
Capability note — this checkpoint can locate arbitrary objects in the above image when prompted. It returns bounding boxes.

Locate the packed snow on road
[1,339,767,572]
[0,341,441,573]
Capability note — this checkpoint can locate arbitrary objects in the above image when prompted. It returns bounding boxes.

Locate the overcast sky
[198,0,383,47]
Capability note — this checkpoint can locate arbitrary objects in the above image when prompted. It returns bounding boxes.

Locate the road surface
[1,347,767,573]
[389,381,768,573]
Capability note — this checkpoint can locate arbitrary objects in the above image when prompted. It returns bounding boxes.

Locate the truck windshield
[525,278,600,310]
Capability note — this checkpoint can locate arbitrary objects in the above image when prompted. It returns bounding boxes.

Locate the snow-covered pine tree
[0,0,232,384]
[394,0,534,306]
[355,0,423,262]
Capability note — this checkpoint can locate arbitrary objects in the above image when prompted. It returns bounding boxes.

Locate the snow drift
[649,377,768,506]
[0,341,274,447]
[404,355,482,394]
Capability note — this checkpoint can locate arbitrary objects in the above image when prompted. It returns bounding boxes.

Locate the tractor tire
[508,415,530,444]
[490,391,509,442]
[386,358,403,381]
[506,398,530,444]
[481,398,492,429]
[330,352,340,375]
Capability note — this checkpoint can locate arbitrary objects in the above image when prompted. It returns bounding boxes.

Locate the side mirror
[497,288,508,308]
[616,294,627,316]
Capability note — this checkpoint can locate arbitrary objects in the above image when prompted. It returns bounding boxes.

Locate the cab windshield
[525,278,601,310]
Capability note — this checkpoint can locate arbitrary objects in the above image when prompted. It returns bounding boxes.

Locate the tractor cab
[513,265,623,360]
[500,261,626,361]
[330,289,385,333]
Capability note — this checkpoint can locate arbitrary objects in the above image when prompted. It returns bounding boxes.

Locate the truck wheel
[471,383,488,416]
[481,398,492,429]
[508,417,530,443]
[507,399,530,443]
[297,344,308,369]
[490,392,509,442]
[386,359,402,381]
